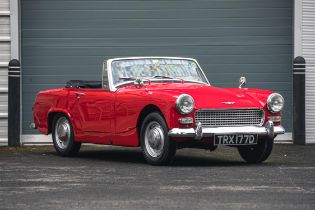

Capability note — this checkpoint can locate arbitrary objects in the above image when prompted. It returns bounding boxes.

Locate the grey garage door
[21,0,293,134]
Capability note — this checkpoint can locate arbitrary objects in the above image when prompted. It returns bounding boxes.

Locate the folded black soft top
[65,80,102,89]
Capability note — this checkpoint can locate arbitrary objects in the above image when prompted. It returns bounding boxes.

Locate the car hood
[146,82,273,109]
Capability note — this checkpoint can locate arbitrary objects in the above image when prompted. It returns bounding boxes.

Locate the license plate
[214,134,258,145]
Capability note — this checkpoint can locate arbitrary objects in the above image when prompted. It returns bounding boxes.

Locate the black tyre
[52,114,81,156]
[238,137,274,163]
[140,112,176,165]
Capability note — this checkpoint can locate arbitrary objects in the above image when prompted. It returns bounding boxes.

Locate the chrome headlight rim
[176,94,195,115]
[267,93,284,113]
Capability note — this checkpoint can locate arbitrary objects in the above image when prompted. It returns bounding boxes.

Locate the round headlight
[267,93,284,113]
[176,94,194,114]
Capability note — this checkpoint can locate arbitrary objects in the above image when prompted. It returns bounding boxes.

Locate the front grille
[195,109,264,127]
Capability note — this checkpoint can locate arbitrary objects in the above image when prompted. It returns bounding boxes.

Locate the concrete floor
[0,144,315,210]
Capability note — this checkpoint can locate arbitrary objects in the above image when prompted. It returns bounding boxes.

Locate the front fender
[147,92,187,129]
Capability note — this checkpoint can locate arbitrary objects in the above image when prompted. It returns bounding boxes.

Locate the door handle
[75,92,85,98]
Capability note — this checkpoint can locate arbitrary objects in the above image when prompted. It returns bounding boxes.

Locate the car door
[71,88,115,134]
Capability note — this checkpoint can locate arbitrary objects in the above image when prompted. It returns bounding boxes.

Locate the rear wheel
[238,137,274,163]
[140,112,176,165]
[52,114,81,156]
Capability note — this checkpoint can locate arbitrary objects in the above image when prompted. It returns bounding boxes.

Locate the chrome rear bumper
[168,121,285,140]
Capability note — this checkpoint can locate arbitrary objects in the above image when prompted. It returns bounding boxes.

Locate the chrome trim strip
[105,57,211,92]
[107,59,116,91]
[114,79,209,90]
[274,126,286,134]
[102,61,106,88]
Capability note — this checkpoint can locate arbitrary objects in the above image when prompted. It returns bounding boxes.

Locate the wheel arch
[136,104,168,143]
[47,109,72,134]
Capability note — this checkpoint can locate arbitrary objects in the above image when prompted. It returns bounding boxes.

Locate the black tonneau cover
[65,80,102,89]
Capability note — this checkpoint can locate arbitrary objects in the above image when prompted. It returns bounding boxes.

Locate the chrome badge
[222,101,236,105]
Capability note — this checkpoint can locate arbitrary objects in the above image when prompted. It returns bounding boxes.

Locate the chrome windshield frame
[104,57,210,92]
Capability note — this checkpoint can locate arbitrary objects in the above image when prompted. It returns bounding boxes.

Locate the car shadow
[74,148,147,164]
[172,154,248,167]
[49,147,276,167]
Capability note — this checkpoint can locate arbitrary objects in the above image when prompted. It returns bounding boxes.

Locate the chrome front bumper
[168,121,285,140]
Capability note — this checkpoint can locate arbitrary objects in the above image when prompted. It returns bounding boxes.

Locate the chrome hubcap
[55,117,71,149]
[144,121,165,158]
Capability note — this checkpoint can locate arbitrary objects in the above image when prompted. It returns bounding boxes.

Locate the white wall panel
[0,0,9,144]
[303,0,315,143]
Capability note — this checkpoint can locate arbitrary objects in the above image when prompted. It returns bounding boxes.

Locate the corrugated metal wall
[21,0,293,135]
[303,0,315,143]
[0,0,9,145]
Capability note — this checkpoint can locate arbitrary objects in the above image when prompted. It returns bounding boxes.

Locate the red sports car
[32,57,285,165]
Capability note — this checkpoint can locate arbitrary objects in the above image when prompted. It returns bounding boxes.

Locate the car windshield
[111,58,208,86]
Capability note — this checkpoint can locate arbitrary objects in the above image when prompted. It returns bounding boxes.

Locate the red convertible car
[32,57,285,165]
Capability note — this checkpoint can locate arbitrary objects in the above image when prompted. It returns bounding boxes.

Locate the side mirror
[239,76,246,88]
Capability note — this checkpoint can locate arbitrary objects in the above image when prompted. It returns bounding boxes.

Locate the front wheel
[238,137,274,163]
[52,114,81,156]
[140,112,176,165]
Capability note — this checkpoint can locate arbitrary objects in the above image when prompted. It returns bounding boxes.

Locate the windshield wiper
[119,77,137,81]
[152,75,176,79]
[152,75,185,83]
